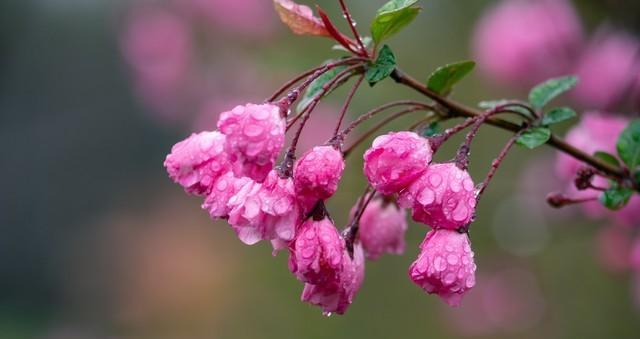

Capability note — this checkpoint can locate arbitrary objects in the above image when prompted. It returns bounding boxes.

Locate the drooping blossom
[572,30,640,109]
[164,131,230,196]
[202,172,251,219]
[364,131,433,195]
[218,103,286,182]
[227,170,301,245]
[351,196,408,260]
[409,229,477,306]
[472,0,583,86]
[294,146,345,212]
[289,217,344,284]
[301,243,365,315]
[121,6,193,121]
[399,163,477,230]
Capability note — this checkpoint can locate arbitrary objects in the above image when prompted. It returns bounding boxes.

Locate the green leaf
[541,107,577,126]
[297,61,347,112]
[365,45,396,86]
[371,0,421,44]
[427,60,476,95]
[528,76,578,110]
[599,184,633,211]
[616,120,640,170]
[594,151,621,168]
[516,127,551,149]
[419,122,440,137]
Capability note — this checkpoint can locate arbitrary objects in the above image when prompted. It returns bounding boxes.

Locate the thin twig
[334,74,365,136]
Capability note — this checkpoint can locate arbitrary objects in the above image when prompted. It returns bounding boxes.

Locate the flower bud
[164,131,231,196]
[301,242,365,315]
[399,163,476,230]
[227,170,301,245]
[294,146,345,212]
[202,172,251,219]
[363,131,432,195]
[218,103,285,182]
[351,197,408,260]
[409,229,477,307]
[289,217,344,284]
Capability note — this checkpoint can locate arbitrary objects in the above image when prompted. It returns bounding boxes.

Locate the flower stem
[476,131,522,199]
[334,74,365,137]
[338,0,369,58]
[342,107,432,157]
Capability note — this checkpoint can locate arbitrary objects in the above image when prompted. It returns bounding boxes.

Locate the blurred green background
[1,1,639,338]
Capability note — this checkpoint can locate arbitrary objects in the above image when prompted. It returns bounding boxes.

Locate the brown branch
[389,68,627,179]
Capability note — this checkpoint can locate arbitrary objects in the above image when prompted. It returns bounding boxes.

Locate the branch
[389,68,627,179]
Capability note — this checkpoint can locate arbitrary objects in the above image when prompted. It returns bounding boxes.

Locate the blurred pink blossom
[122,6,193,121]
[555,112,629,219]
[472,0,583,86]
[172,0,275,37]
[555,112,627,180]
[572,29,640,109]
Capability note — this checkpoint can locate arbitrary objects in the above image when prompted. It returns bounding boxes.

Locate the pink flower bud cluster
[289,217,365,315]
[165,101,367,314]
[165,102,301,248]
[363,131,479,305]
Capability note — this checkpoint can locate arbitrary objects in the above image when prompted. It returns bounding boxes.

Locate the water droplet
[323,311,333,317]
[447,254,459,265]
[243,124,264,137]
[434,256,446,271]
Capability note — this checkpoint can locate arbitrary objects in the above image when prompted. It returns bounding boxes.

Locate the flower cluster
[363,131,478,305]
[160,0,639,318]
[164,101,374,314]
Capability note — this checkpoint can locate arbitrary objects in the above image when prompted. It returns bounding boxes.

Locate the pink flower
[227,170,301,245]
[289,217,344,284]
[363,131,433,195]
[399,163,477,230]
[202,172,251,219]
[572,30,640,109]
[472,0,583,86]
[173,0,275,37]
[121,6,192,121]
[218,103,286,182]
[164,131,231,196]
[614,195,640,227]
[556,112,628,179]
[294,146,345,212]
[301,243,365,315]
[555,113,628,218]
[351,197,408,260]
[409,229,477,307]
